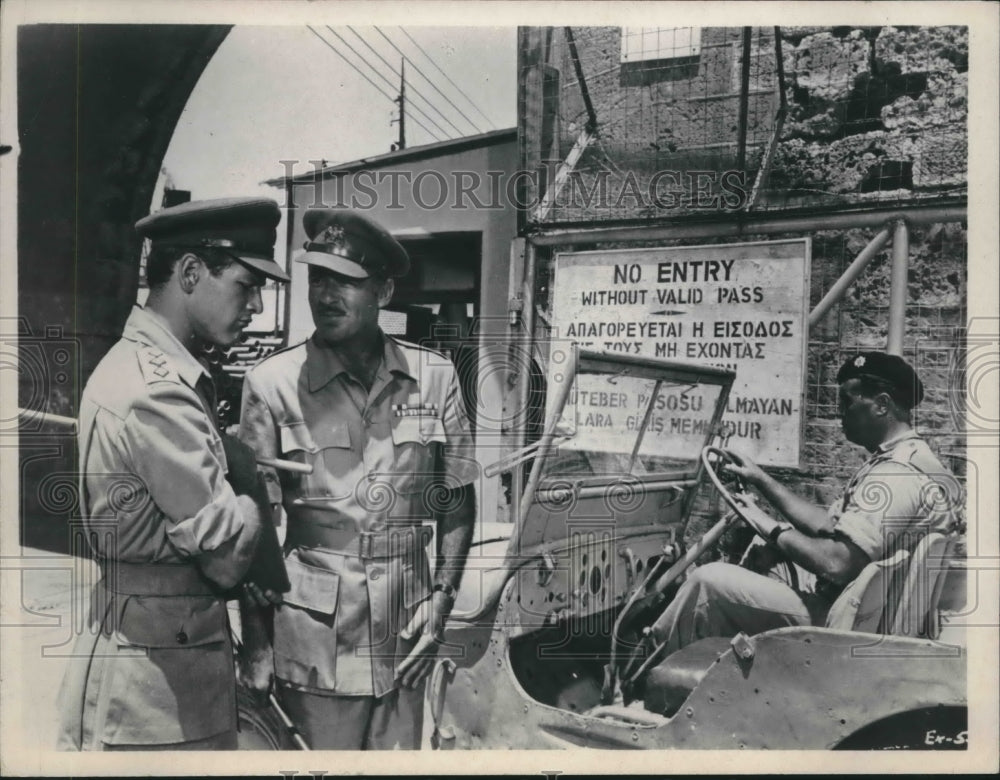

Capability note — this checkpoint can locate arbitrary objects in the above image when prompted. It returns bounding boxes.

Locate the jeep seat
[639,548,913,718]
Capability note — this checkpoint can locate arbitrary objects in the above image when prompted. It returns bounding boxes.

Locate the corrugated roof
[264,127,517,187]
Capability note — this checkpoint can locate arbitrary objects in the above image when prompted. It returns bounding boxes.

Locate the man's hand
[221,433,260,496]
[395,592,449,689]
[237,644,275,708]
[723,449,768,489]
[244,581,284,607]
[243,582,285,609]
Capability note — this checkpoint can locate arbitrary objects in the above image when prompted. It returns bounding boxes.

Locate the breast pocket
[390,416,446,495]
[280,420,354,499]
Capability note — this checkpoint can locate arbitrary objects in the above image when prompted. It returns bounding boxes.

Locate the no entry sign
[551,238,810,467]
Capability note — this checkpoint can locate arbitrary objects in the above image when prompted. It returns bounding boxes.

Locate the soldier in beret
[237,208,478,749]
[57,197,289,750]
[645,351,961,657]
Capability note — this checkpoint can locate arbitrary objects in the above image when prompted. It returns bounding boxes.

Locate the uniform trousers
[649,561,829,657]
[278,683,425,749]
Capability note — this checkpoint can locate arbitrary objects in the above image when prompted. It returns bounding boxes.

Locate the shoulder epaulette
[884,437,922,464]
[253,338,307,367]
[388,335,449,362]
[136,346,180,385]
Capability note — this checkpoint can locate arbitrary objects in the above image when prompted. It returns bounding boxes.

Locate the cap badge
[854,356,866,368]
[320,224,347,250]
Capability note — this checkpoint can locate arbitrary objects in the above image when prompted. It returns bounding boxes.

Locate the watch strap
[768,523,792,544]
[432,582,457,601]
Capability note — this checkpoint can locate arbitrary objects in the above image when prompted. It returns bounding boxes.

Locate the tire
[834,705,968,750]
[236,685,297,750]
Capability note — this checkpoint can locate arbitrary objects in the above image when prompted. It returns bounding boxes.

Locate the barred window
[620,27,701,63]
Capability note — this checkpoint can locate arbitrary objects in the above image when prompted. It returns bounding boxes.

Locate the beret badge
[854,356,866,368]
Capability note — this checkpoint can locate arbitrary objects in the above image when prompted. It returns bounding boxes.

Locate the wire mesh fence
[520,26,968,225]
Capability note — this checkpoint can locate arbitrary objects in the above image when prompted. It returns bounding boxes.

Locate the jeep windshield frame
[535,349,736,497]
[448,347,735,624]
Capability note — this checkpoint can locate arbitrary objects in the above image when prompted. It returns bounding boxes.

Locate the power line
[396,27,497,131]
[305,26,443,143]
[375,27,490,135]
[347,27,467,139]
[325,27,453,141]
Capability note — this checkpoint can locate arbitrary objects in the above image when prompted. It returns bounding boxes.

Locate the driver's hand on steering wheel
[722,448,768,488]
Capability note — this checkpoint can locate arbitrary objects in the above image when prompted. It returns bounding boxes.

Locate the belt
[286,510,432,560]
[99,561,216,597]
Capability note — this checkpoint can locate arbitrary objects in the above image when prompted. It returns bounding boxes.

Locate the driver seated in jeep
[645,351,961,658]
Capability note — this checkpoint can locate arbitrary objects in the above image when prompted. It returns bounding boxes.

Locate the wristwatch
[432,582,457,601]
[768,521,793,545]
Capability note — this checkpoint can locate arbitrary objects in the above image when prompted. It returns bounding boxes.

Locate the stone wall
[519,25,968,220]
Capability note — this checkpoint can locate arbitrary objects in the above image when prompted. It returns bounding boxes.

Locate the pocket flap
[115,595,227,648]
[391,416,446,446]
[282,555,340,615]
[314,422,352,450]
[280,421,350,454]
[280,421,316,454]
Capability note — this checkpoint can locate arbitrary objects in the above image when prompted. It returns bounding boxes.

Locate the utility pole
[392,58,406,151]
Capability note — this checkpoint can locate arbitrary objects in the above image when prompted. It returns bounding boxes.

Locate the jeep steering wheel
[701,446,753,521]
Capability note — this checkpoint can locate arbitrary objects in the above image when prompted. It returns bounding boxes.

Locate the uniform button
[176,631,188,645]
[370,567,382,581]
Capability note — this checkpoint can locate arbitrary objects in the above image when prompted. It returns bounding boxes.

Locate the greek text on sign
[551,239,810,467]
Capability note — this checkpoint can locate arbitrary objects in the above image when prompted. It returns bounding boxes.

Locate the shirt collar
[306,331,417,392]
[120,304,210,388]
[875,429,920,456]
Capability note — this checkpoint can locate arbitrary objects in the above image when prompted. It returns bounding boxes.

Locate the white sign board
[551,239,810,467]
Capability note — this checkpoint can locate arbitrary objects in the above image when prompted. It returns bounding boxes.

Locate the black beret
[836,351,924,408]
[296,208,410,279]
[135,197,288,282]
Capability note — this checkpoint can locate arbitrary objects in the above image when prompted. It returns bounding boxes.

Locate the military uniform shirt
[239,334,478,697]
[827,431,960,562]
[58,305,255,749]
[77,306,247,562]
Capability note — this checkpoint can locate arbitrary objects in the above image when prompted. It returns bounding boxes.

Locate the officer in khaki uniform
[647,352,962,656]
[238,209,479,749]
[57,198,289,750]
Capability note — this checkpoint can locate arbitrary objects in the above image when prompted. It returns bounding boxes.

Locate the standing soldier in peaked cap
[57,197,289,750]
[237,208,479,749]
[641,351,962,659]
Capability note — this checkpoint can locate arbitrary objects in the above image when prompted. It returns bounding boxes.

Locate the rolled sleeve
[124,382,244,556]
[238,370,283,506]
[440,367,479,488]
[833,463,925,562]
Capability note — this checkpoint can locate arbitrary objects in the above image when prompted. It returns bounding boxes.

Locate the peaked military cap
[836,351,924,409]
[296,208,410,279]
[135,197,289,282]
